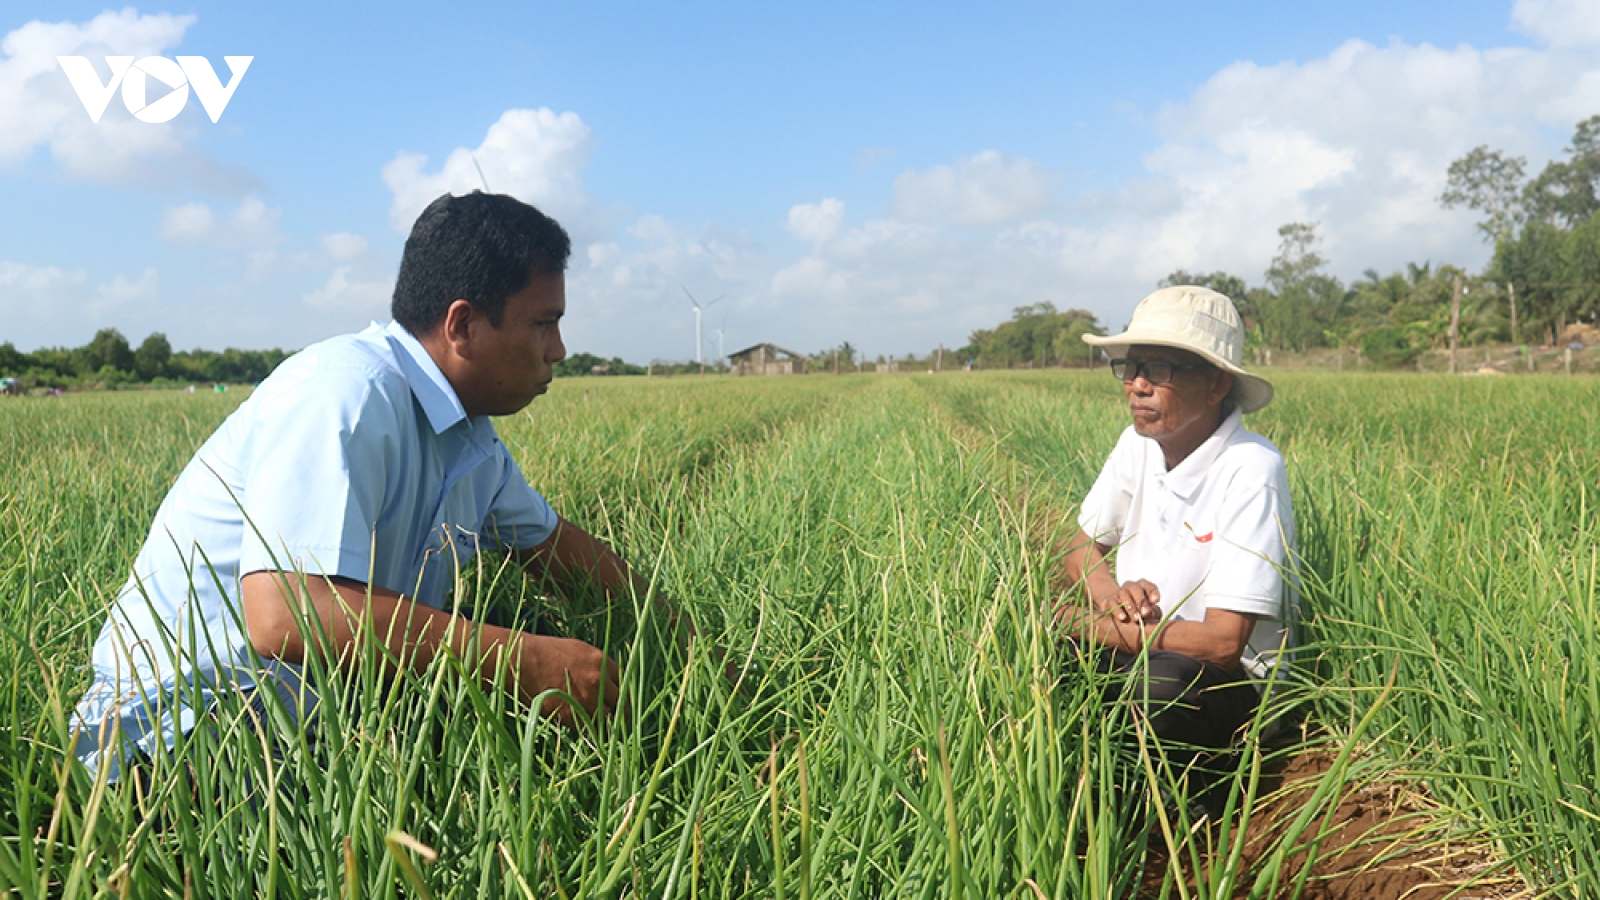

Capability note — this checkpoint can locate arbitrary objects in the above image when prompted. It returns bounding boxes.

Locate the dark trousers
[1096,649,1261,757]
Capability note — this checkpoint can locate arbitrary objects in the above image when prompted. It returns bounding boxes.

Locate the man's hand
[1102,579,1162,625]
[514,634,621,726]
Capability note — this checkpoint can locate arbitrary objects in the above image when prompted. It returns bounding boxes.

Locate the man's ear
[439,299,477,358]
[1209,370,1235,406]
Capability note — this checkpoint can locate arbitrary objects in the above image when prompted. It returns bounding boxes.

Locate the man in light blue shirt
[74,192,648,779]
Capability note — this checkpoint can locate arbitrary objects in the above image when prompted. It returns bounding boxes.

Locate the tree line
[954,303,1106,369]
[0,330,291,389]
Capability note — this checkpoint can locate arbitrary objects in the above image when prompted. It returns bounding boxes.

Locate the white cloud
[1119,35,1600,286]
[891,151,1054,226]
[0,10,252,186]
[786,198,845,242]
[321,232,369,261]
[94,267,159,309]
[1513,0,1600,47]
[586,241,620,268]
[158,201,216,242]
[301,266,393,315]
[381,108,594,233]
[0,261,168,349]
[159,196,281,248]
[155,196,296,285]
[0,259,83,294]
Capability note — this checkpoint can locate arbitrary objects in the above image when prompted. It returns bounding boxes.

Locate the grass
[0,370,1594,897]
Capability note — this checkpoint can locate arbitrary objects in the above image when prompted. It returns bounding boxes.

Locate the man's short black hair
[392,191,571,335]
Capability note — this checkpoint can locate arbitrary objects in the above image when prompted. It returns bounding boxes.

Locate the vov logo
[58,56,253,124]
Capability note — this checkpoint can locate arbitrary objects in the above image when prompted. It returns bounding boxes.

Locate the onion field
[1,370,1596,898]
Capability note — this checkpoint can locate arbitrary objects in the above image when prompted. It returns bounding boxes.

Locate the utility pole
[1508,281,1518,348]
[936,344,943,373]
[1449,273,1463,374]
[833,349,839,374]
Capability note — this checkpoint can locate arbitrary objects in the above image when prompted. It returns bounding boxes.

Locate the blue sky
[1,1,1593,362]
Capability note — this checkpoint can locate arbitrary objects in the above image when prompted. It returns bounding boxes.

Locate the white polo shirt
[72,321,559,778]
[1077,409,1297,676]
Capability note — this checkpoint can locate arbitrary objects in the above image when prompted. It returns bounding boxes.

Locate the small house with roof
[728,342,806,376]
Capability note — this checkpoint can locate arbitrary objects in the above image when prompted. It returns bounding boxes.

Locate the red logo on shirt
[1194,531,1214,543]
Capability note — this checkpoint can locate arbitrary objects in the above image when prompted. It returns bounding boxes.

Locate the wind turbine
[682,286,724,366]
[714,308,731,366]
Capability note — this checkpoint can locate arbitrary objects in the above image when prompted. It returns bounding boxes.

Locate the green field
[2,371,1597,898]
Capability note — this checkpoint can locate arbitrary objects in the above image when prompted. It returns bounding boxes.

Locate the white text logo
[58,56,253,124]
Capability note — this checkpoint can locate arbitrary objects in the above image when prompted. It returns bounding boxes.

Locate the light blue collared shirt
[73,321,558,778]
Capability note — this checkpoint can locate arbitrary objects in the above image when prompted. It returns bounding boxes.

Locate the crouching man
[1057,286,1298,800]
[73,192,659,780]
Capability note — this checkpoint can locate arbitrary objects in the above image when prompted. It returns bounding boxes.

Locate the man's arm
[240,571,619,726]
[1076,606,1257,670]
[513,516,692,637]
[1057,528,1256,669]
[1059,529,1158,624]
[512,516,649,602]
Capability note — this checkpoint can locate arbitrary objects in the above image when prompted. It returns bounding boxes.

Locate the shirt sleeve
[482,445,558,552]
[235,365,399,582]
[1201,469,1293,619]
[1078,427,1138,544]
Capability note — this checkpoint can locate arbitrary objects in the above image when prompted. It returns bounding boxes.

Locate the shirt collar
[382,321,470,435]
[1157,407,1243,500]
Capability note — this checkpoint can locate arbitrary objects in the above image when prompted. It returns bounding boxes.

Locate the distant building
[729,342,806,376]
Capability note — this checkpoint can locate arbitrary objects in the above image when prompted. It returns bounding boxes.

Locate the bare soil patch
[1146,750,1530,900]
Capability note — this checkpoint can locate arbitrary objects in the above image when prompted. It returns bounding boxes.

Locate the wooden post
[1448,273,1462,375]
[833,349,839,374]
[936,345,943,373]
[1508,281,1517,347]
[1567,347,1573,375]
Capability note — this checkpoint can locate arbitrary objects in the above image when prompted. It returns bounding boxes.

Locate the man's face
[1121,344,1231,445]
[460,274,566,417]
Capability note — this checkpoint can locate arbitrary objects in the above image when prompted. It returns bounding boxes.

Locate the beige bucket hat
[1082,285,1274,414]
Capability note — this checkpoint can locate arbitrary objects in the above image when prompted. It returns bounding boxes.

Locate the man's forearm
[1069,607,1253,669]
[520,518,689,635]
[239,570,614,716]
[518,519,642,598]
[242,571,517,679]
[1061,529,1119,610]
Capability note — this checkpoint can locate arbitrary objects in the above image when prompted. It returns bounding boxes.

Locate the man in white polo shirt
[73,192,655,780]
[1058,285,1297,777]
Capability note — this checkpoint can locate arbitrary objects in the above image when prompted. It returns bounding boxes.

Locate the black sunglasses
[1109,358,1212,385]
